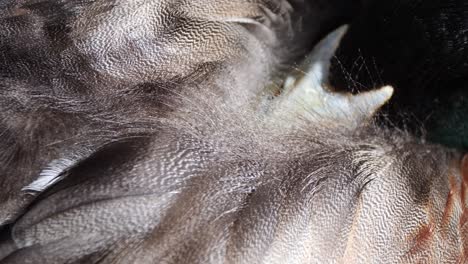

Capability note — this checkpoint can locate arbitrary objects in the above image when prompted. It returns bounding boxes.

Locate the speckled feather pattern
[0,0,466,263]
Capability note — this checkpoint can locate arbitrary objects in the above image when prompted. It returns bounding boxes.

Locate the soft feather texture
[2,84,467,263]
[0,0,317,224]
[0,0,467,263]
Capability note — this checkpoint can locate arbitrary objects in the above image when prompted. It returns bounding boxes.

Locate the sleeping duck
[0,0,466,263]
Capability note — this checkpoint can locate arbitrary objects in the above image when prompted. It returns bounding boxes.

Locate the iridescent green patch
[427,89,468,150]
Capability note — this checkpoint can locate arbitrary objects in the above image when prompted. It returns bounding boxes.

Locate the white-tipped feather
[21,158,77,193]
